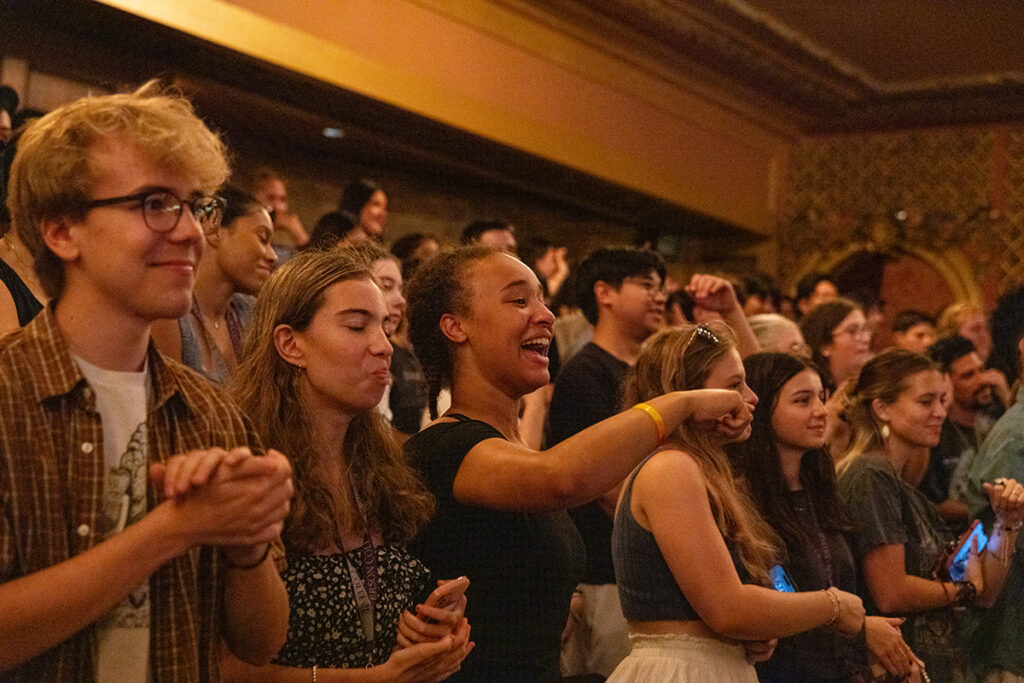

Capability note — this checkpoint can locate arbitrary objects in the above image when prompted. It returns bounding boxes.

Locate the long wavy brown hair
[231,248,434,553]
[623,322,780,586]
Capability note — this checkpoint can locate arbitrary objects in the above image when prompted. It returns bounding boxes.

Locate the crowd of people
[3,82,1024,683]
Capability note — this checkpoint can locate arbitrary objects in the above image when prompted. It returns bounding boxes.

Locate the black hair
[667,290,694,323]
[728,352,848,565]
[390,232,432,261]
[0,86,18,117]
[741,272,778,306]
[217,184,264,228]
[460,219,513,245]
[406,245,496,418]
[989,284,1024,382]
[339,178,383,216]
[926,335,976,372]
[308,211,357,249]
[574,246,666,325]
[796,272,835,304]
[518,235,555,269]
[892,309,935,333]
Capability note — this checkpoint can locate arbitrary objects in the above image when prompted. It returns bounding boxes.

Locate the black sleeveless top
[407,415,585,682]
[0,257,42,327]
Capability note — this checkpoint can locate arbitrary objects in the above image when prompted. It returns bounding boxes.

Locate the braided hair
[405,245,496,418]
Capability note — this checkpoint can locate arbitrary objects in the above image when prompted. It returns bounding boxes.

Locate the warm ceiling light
[322,127,344,139]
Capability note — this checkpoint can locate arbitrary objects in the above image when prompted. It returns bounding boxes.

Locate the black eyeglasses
[84,190,225,235]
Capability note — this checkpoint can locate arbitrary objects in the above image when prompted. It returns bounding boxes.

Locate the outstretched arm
[451,388,752,512]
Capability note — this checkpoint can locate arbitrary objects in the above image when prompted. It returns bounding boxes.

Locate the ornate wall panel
[781,125,1024,305]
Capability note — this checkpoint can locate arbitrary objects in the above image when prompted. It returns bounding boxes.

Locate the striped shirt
[0,307,263,682]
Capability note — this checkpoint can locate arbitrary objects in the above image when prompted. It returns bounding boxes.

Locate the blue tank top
[613,453,751,622]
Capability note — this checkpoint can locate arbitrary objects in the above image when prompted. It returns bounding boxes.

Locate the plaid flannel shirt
[0,307,265,682]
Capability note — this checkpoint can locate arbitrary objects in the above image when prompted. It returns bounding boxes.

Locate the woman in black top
[732,352,917,681]
[404,247,752,681]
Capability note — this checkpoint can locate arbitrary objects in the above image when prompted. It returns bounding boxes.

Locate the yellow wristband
[633,402,666,446]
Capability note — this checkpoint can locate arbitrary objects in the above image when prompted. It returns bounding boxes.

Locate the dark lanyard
[806,499,835,587]
[344,478,379,644]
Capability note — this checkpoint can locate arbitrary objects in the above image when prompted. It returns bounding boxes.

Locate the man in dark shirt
[548,246,666,678]
[923,335,1002,533]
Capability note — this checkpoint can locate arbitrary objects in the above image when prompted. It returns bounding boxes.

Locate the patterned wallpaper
[780,125,1024,305]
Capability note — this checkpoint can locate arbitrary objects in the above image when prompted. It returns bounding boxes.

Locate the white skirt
[606,632,758,683]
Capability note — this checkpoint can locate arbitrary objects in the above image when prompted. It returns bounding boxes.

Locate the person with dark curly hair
[403,246,751,680]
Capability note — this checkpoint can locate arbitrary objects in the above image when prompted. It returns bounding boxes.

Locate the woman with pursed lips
[403,246,753,681]
[223,248,472,682]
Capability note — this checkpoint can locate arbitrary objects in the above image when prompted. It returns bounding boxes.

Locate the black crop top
[613,454,751,622]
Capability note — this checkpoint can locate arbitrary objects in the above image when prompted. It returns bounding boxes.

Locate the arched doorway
[831,251,955,348]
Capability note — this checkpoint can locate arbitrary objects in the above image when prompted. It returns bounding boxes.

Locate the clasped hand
[149,447,293,557]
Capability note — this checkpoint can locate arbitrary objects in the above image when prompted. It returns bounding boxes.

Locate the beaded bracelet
[954,580,978,607]
[822,587,841,626]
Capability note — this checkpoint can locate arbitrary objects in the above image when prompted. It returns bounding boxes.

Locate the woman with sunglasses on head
[223,248,472,682]
[731,352,919,681]
[800,298,873,393]
[607,323,864,682]
[836,349,1024,682]
[152,185,277,383]
[403,247,753,681]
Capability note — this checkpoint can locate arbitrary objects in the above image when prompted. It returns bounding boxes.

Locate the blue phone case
[769,564,797,592]
[949,521,989,582]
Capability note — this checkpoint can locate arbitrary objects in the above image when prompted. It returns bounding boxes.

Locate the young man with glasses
[548,246,666,677]
[0,83,291,681]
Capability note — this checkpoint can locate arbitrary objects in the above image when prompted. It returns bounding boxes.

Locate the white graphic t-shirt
[73,354,151,683]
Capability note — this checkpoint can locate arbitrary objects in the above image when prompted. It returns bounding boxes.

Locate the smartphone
[769,565,797,593]
[948,519,989,582]
[423,575,470,612]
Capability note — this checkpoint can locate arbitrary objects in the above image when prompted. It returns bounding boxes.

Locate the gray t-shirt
[73,354,151,683]
[837,452,961,682]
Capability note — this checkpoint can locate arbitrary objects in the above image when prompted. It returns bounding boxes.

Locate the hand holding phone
[948,520,988,582]
[423,576,470,612]
[396,577,470,648]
